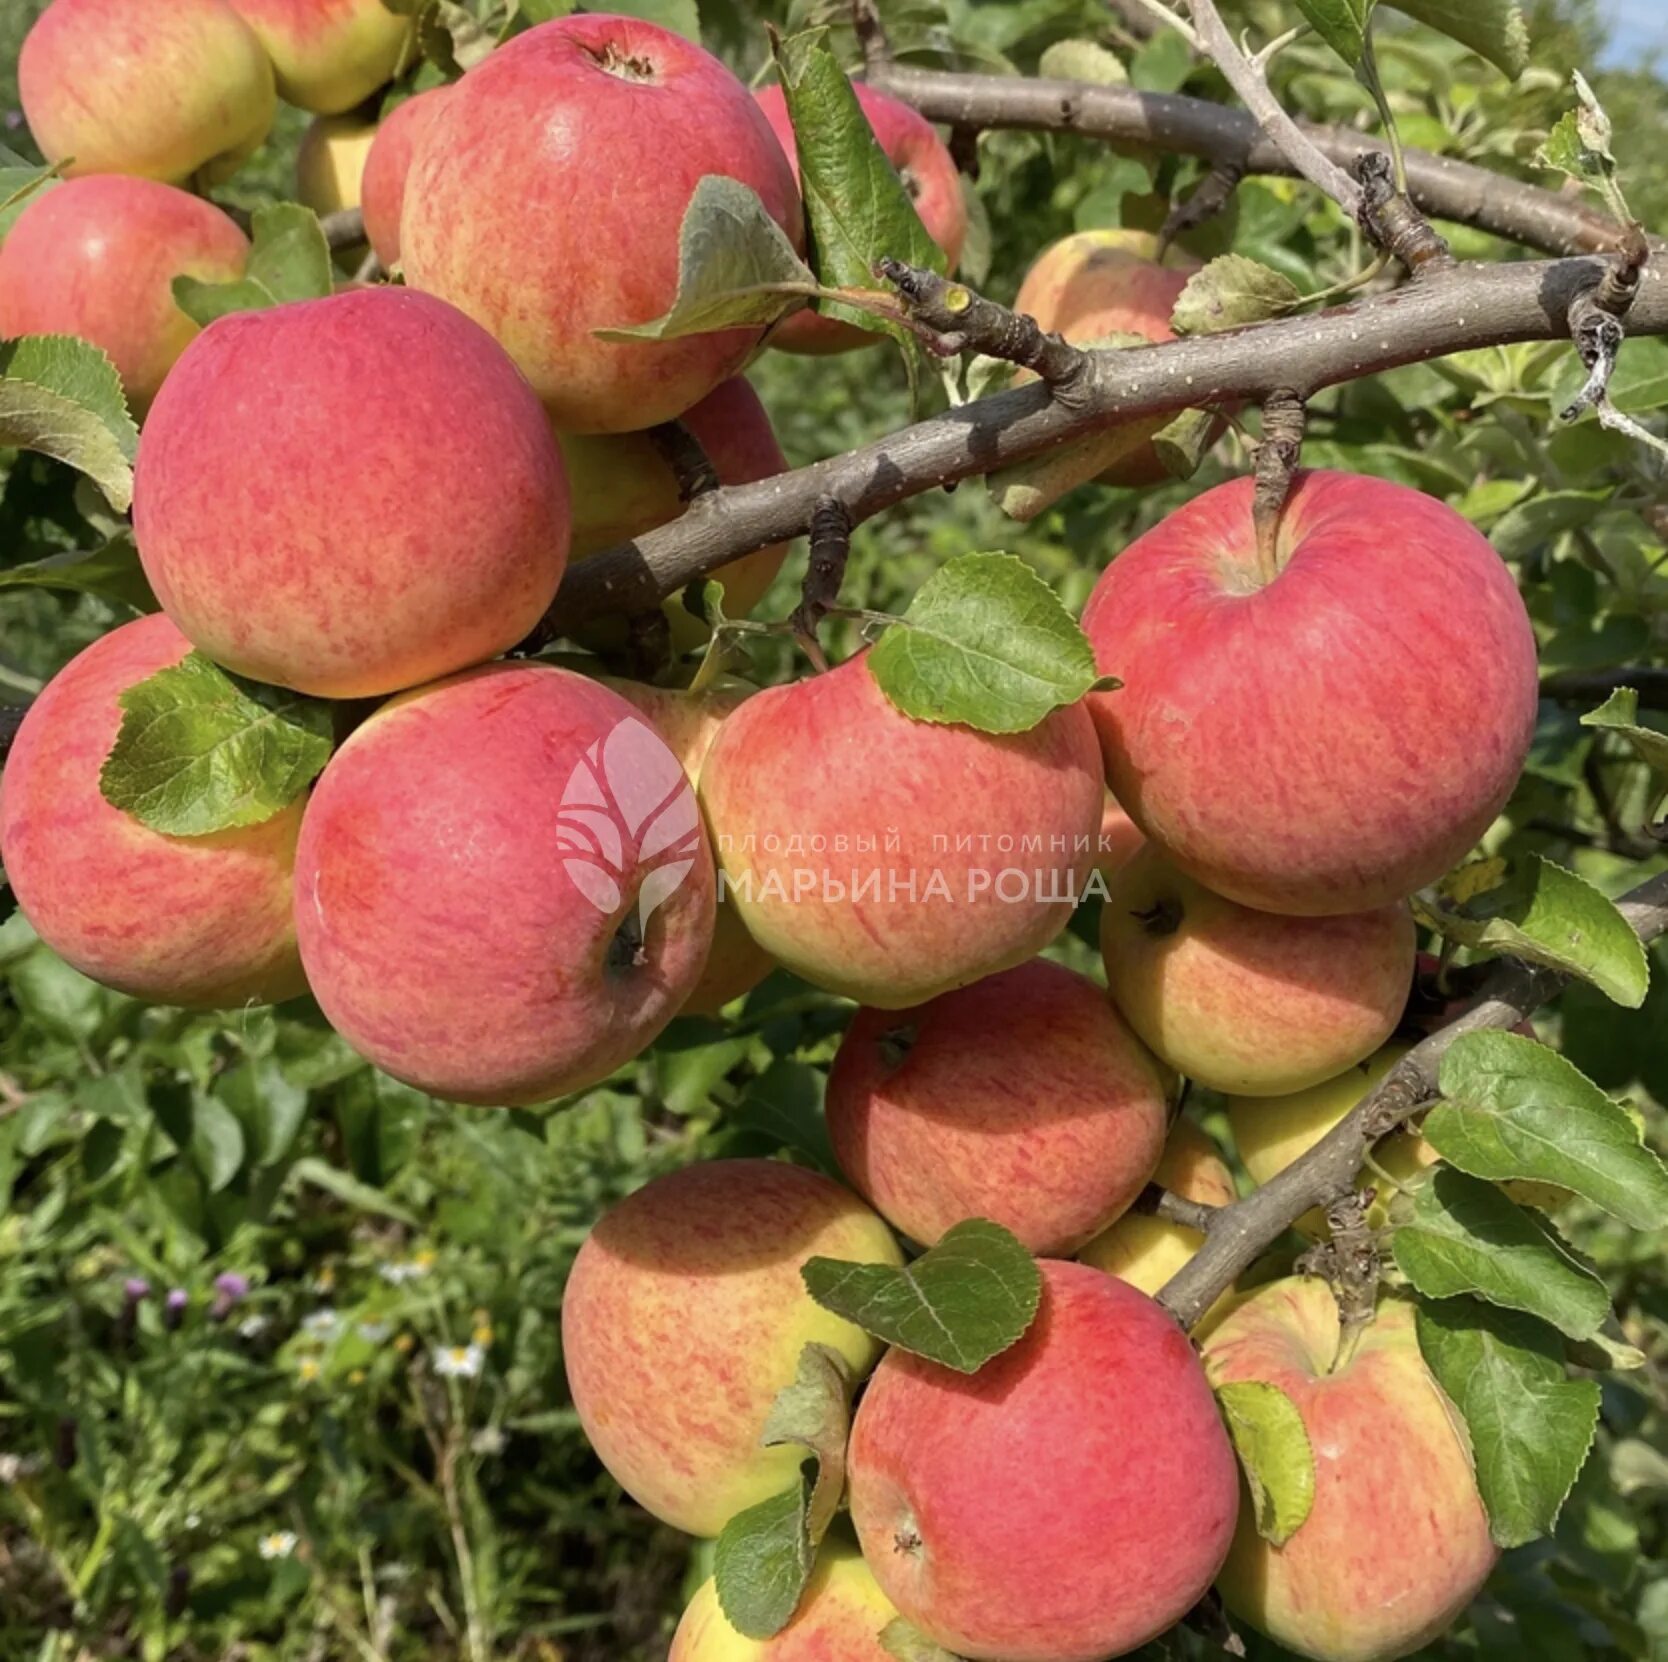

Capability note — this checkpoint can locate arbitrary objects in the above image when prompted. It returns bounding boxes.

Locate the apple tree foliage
[2,0,1668,1658]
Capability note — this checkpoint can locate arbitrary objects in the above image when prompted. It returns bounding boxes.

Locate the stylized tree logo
[556,719,702,942]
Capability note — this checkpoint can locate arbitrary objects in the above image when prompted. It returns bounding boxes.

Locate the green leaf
[191,1092,247,1193]
[1411,856,1649,1009]
[772,29,943,339]
[729,1059,838,1175]
[1390,1167,1611,1340]
[1416,1297,1599,1547]
[1384,0,1528,77]
[1581,687,1668,778]
[759,1342,853,1544]
[595,175,814,342]
[0,533,157,613]
[0,336,138,511]
[881,1621,968,1662]
[1215,1380,1316,1546]
[0,164,57,241]
[1535,72,1630,221]
[1292,0,1377,68]
[1171,254,1303,335]
[868,553,1102,734]
[801,1217,1041,1374]
[99,652,334,836]
[1429,1031,1668,1229]
[173,203,334,325]
[713,1477,812,1640]
[1489,488,1613,559]
[288,1156,419,1225]
[1037,39,1128,84]
[586,0,699,39]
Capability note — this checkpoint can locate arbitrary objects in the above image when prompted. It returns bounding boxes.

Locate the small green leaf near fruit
[0,335,138,512]
[173,203,336,326]
[1215,1379,1318,1546]
[712,1475,813,1640]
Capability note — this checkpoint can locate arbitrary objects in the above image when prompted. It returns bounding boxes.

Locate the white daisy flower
[258,1531,297,1561]
[432,1343,484,1380]
[357,1321,392,1343]
[301,1309,342,1339]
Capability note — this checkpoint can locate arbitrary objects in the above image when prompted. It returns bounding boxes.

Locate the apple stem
[1251,390,1307,584]
[648,419,720,503]
[789,497,853,672]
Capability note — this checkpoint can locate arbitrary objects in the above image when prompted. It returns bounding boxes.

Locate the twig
[1136,1185,1223,1234]
[543,253,1668,634]
[1158,159,1244,260]
[850,0,890,74]
[1353,152,1455,275]
[1186,0,1362,215]
[865,65,1631,256]
[320,207,366,252]
[788,497,852,670]
[1156,868,1668,1331]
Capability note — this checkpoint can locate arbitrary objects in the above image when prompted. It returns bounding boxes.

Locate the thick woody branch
[865,65,1628,257]
[545,255,1668,631]
[1186,0,1363,214]
[1157,869,1668,1332]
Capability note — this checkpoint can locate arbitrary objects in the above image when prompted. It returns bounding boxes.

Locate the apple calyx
[1132,897,1184,938]
[585,42,658,83]
[877,1023,917,1071]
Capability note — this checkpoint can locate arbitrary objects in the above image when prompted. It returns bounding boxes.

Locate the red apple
[225,0,411,114]
[563,1159,900,1537]
[1082,471,1539,915]
[0,176,249,415]
[672,1541,899,1659]
[20,0,276,184]
[825,958,1170,1253]
[294,112,377,215]
[401,15,803,433]
[1094,790,1145,881]
[295,662,714,1106]
[133,287,569,699]
[848,1260,1239,1661]
[1099,845,1416,1095]
[698,651,1105,1008]
[360,84,453,270]
[755,81,966,355]
[559,376,791,637]
[0,615,306,1008]
[600,675,777,1015]
[1013,229,1204,487]
[1204,1280,1497,1662]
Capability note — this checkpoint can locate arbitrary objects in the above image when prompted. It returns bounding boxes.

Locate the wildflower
[258,1531,297,1561]
[297,1357,321,1383]
[163,1289,188,1331]
[432,1343,484,1380]
[348,1368,367,1385]
[393,1333,414,1354]
[470,1426,506,1457]
[211,1273,250,1322]
[314,1265,336,1293]
[357,1321,392,1343]
[123,1277,151,1305]
[301,1309,342,1340]
[379,1258,430,1286]
[471,1322,494,1348]
[237,1314,271,1340]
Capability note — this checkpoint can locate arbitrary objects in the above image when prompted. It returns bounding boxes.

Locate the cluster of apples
[0,4,1548,1659]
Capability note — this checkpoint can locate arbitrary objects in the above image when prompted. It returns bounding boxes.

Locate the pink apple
[225,0,411,114]
[0,176,249,415]
[401,15,803,433]
[1013,229,1203,487]
[1082,471,1540,914]
[600,675,777,1015]
[360,84,453,270]
[755,81,966,355]
[20,0,276,184]
[698,651,1105,1008]
[559,376,791,634]
[672,1541,899,1659]
[133,287,569,699]
[563,1159,900,1537]
[1094,790,1145,881]
[0,615,306,1008]
[1099,845,1416,1095]
[825,958,1170,1254]
[295,662,714,1106]
[848,1260,1239,1661]
[1204,1280,1498,1662]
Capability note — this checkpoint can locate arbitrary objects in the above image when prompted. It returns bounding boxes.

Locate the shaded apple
[295,662,714,1106]
[1093,790,1146,881]
[825,959,1170,1254]
[1013,228,1206,487]
[1083,471,1539,915]
[1204,1280,1497,1662]
[360,84,453,270]
[1099,846,1416,1095]
[295,112,377,214]
[402,14,802,432]
[133,287,569,699]
[672,1539,899,1659]
[226,0,411,114]
[559,376,791,645]
[563,1159,901,1537]
[0,176,249,414]
[20,0,276,184]
[1080,1118,1236,1297]
[848,1259,1239,1661]
[600,675,777,1015]
[0,614,306,1008]
[698,651,1105,1008]
[755,81,966,355]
